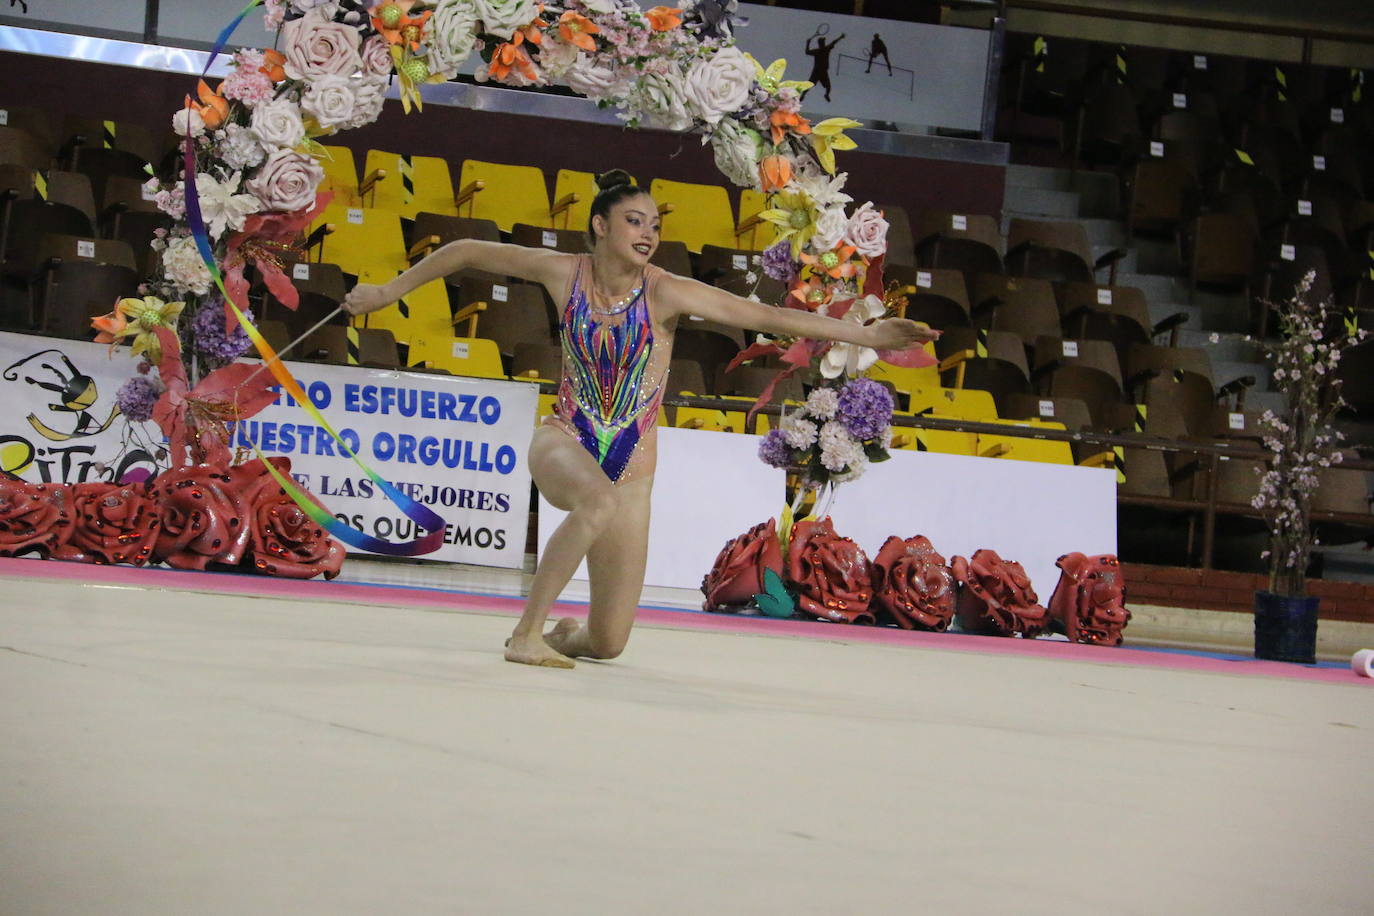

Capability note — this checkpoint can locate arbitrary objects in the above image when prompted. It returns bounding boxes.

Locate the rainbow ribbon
[180,0,447,556]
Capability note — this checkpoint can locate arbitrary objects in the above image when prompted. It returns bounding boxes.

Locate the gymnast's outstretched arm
[655,273,939,351]
[342,239,573,316]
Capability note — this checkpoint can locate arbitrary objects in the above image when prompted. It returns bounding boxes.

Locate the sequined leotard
[543,255,674,484]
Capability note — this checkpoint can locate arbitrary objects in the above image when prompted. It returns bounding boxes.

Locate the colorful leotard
[543,255,673,484]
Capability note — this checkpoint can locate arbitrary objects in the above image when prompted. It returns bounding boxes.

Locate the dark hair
[587,169,648,243]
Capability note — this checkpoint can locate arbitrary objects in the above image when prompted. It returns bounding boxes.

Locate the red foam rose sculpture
[149,465,255,571]
[50,482,160,565]
[1047,552,1131,646]
[870,534,957,630]
[950,548,1048,637]
[786,517,874,624]
[233,456,344,579]
[701,517,786,612]
[0,478,73,557]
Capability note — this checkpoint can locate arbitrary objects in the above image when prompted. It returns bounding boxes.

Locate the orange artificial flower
[260,49,287,83]
[488,39,538,83]
[759,154,793,192]
[788,274,835,312]
[769,108,811,145]
[188,79,229,131]
[645,6,683,31]
[91,302,128,345]
[800,243,859,280]
[372,0,432,50]
[557,10,599,52]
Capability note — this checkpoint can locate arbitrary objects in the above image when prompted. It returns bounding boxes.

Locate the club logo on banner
[0,331,537,568]
[0,332,163,486]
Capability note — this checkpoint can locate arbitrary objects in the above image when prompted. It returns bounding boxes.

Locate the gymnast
[344,170,938,668]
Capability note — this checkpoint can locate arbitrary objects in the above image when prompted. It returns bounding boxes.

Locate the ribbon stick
[178,3,447,557]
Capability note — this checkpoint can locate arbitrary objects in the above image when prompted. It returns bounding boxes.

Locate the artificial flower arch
[101,0,927,496]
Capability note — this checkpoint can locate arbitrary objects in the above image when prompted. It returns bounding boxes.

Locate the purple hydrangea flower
[191,300,253,365]
[116,376,162,423]
[836,377,894,441]
[760,240,799,286]
[757,428,793,469]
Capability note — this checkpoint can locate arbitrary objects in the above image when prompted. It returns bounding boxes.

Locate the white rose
[300,74,357,132]
[683,46,754,125]
[710,119,762,189]
[566,55,630,102]
[280,9,363,80]
[809,204,849,253]
[162,235,214,296]
[250,99,306,149]
[246,149,325,212]
[844,201,889,259]
[579,0,616,12]
[171,107,205,138]
[473,0,537,39]
[346,76,389,129]
[633,69,693,131]
[427,0,481,78]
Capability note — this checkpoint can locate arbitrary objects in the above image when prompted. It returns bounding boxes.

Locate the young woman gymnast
[344,170,938,668]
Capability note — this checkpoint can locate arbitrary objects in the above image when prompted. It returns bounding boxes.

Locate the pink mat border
[2,556,1367,686]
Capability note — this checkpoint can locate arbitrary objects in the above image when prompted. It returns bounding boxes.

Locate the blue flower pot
[1253,591,1319,664]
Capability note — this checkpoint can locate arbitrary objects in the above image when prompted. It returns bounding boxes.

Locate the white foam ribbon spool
[1351,648,1374,678]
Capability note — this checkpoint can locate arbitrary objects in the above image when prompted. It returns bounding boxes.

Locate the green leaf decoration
[864,441,891,462]
[754,568,795,618]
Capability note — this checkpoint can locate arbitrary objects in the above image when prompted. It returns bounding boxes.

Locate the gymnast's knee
[586,629,629,659]
[574,486,619,535]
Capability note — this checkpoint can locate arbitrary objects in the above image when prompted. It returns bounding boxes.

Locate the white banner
[0,331,538,568]
[233,363,537,568]
[541,425,1116,600]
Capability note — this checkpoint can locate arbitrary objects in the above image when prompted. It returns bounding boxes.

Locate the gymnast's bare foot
[504,631,575,668]
[544,617,582,655]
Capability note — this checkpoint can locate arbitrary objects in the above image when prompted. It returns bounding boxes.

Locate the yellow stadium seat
[736,188,771,250]
[535,390,558,425]
[361,150,457,219]
[310,204,408,277]
[317,145,361,207]
[890,425,978,456]
[906,384,998,421]
[865,346,940,393]
[649,178,738,253]
[458,159,552,232]
[976,419,1075,465]
[553,169,648,232]
[407,334,505,379]
[717,395,766,434]
[351,269,452,347]
[674,406,736,432]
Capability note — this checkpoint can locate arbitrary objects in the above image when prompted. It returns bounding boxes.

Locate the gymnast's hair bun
[595,169,635,192]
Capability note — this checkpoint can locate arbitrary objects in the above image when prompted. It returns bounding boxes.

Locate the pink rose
[843,201,889,259]
[247,150,325,213]
[280,9,363,80]
[360,34,393,77]
[301,74,357,132]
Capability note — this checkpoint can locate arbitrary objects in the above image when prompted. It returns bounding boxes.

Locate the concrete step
[1176,329,1267,363]
[1003,185,1081,220]
[1005,163,1074,191]
[1079,217,1128,246]
[1245,389,1287,416]
[1132,237,1182,275]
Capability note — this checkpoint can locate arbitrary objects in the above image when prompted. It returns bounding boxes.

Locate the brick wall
[1122,563,1374,623]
